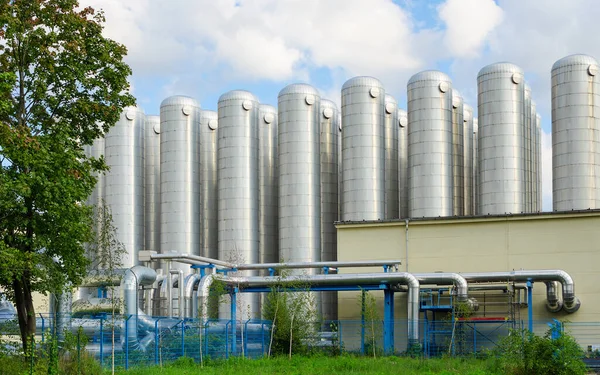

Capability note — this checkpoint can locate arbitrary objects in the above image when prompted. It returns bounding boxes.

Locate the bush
[491,325,587,375]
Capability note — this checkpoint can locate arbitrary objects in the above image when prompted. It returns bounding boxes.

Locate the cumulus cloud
[438,0,503,58]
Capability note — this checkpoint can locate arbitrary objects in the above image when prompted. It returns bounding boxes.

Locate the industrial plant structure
[21,54,600,356]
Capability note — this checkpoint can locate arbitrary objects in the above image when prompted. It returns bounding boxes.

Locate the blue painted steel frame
[527,280,533,332]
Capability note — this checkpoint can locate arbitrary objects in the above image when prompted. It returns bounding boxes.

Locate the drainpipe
[405,219,409,272]
[460,270,580,313]
[196,272,420,344]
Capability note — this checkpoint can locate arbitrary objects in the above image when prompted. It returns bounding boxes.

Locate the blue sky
[88,0,600,211]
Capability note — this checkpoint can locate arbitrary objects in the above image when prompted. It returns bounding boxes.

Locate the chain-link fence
[0,313,598,370]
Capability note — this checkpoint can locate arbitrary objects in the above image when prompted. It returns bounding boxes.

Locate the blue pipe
[527,280,533,332]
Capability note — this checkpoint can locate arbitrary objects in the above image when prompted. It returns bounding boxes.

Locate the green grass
[112,355,501,375]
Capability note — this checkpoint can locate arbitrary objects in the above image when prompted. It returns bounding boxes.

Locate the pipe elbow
[563,296,581,314]
[545,299,563,313]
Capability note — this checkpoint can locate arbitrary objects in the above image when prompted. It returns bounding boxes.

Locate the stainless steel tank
[341,76,385,221]
[398,109,408,218]
[451,90,464,216]
[160,96,201,276]
[473,118,479,215]
[407,70,453,218]
[217,90,260,318]
[338,113,343,221]
[523,84,532,212]
[529,101,537,212]
[384,94,399,219]
[477,62,526,215]
[200,110,218,259]
[144,116,160,258]
[278,84,321,266]
[551,54,600,210]
[320,99,339,321]
[258,105,278,265]
[104,106,145,268]
[463,104,474,216]
[535,113,544,212]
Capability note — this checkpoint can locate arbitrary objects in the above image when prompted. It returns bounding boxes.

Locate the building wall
[336,212,600,322]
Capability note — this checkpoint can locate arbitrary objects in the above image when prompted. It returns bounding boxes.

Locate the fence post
[230,288,237,355]
[99,317,104,368]
[77,330,81,375]
[154,318,162,365]
[181,320,185,358]
[360,291,366,355]
[39,314,45,343]
[125,315,129,370]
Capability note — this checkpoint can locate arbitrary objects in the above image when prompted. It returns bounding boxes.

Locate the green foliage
[359,290,382,358]
[262,275,318,356]
[491,326,587,375]
[111,355,503,375]
[0,0,135,351]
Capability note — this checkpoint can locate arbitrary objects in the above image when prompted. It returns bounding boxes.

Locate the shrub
[491,325,586,375]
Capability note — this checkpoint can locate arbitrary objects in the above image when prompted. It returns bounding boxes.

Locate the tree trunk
[13,274,36,352]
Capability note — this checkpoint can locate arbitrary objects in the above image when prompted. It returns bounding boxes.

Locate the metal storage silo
[451,90,464,216]
[523,84,532,212]
[398,109,408,219]
[341,76,385,221]
[104,106,145,268]
[407,71,453,218]
[160,96,201,277]
[535,113,544,212]
[320,99,339,321]
[384,95,399,219]
[473,118,479,215]
[338,113,343,221]
[278,84,321,268]
[463,105,474,215]
[477,63,526,215]
[552,54,600,211]
[218,90,260,318]
[258,104,278,265]
[529,101,537,212]
[200,110,218,259]
[144,116,160,258]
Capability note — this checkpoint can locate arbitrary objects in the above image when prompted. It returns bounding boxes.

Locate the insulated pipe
[460,270,580,313]
[120,266,157,351]
[413,273,469,302]
[147,251,401,271]
[184,273,202,318]
[545,281,563,313]
[196,272,420,343]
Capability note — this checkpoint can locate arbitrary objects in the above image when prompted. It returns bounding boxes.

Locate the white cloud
[438,0,503,58]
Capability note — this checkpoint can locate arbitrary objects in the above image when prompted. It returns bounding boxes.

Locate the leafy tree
[0,0,134,351]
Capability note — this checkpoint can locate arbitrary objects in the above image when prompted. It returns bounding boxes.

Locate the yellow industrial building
[336,210,599,325]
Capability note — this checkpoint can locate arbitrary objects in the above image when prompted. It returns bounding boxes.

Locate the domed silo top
[551,54,599,74]
[407,70,452,89]
[477,62,524,83]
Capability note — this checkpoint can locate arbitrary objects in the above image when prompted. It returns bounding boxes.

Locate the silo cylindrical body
[536,114,542,210]
[144,115,160,269]
[523,84,532,212]
[160,96,201,276]
[278,84,321,267]
[320,99,339,321]
[463,105,474,215]
[473,118,479,215]
[104,106,145,268]
[529,101,537,212]
[552,54,600,211]
[258,105,278,265]
[451,90,464,216]
[398,109,408,218]
[338,114,343,221]
[217,90,260,318]
[477,63,526,215]
[341,76,385,221]
[384,95,399,219]
[200,110,218,259]
[407,71,453,218]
